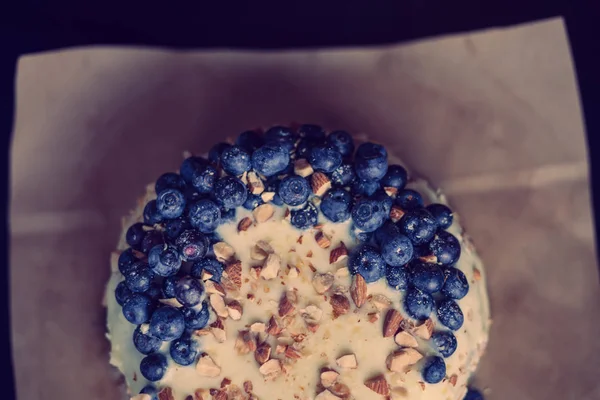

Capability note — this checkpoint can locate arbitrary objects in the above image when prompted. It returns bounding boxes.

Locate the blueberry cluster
[114,124,471,391]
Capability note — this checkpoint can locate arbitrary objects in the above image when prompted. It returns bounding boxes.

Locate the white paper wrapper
[9,18,599,400]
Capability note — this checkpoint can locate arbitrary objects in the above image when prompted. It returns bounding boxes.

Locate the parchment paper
[9,18,600,400]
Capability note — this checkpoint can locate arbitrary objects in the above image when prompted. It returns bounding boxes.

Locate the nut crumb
[213,242,235,263]
[364,374,390,396]
[253,203,275,223]
[329,242,348,264]
[196,354,221,377]
[315,231,332,248]
[261,253,282,280]
[237,217,253,232]
[312,273,335,294]
[336,354,358,369]
[350,274,368,308]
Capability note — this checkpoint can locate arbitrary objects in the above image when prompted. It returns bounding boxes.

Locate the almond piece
[224,260,242,289]
[311,172,331,197]
[254,342,272,365]
[213,242,235,263]
[266,316,282,335]
[226,300,243,320]
[384,186,399,197]
[329,242,349,264]
[260,191,276,202]
[287,266,299,278]
[383,309,404,337]
[364,375,390,396]
[211,326,227,343]
[210,294,229,318]
[250,246,268,261]
[350,274,367,308]
[389,204,405,222]
[285,346,302,359]
[294,158,314,177]
[330,294,350,318]
[253,203,275,223]
[278,292,296,317]
[411,318,434,340]
[237,217,253,232]
[250,322,266,333]
[201,270,214,281]
[159,298,184,308]
[320,370,340,388]
[394,331,419,348]
[312,273,334,294]
[196,354,221,377]
[314,390,342,400]
[260,253,281,280]
[336,354,358,369]
[157,387,175,400]
[234,330,253,355]
[209,388,227,400]
[247,171,265,194]
[243,381,253,394]
[419,254,438,263]
[328,382,351,398]
[258,359,282,377]
[220,378,232,388]
[370,294,392,311]
[204,281,226,296]
[315,231,332,249]
[473,267,482,281]
[449,374,458,386]
[368,312,380,323]
[301,305,323,323]
[386,348,423,372]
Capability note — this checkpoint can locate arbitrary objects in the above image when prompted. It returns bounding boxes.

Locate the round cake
[105,125,491,400]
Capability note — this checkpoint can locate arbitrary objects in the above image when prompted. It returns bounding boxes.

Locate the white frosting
[105,155,491,400]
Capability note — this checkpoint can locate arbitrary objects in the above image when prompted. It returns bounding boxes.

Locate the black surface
[1,1,598,399]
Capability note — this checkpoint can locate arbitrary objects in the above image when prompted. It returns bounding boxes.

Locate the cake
[105,125,491,400]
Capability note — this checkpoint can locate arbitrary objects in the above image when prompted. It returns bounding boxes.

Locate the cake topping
[196,354,221,377]
[336,354,358,369]
[364,374,390,396]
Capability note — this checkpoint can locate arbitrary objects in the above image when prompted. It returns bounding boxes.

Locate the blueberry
[431,331,457,358]
[133,325,162,355]
[426,203,454,229]
[404,287,434,320]
[351,179,380,197]
[298,124,326,140]
[175,277,204,307]
[243,193,264,210]
[155,172,187,194]
[213,176,247,209]
[252,145,290,177]
[327,130,355,158]
[309,145,343,173]
[278,175,311,206]
[331,164,356,187]
[148,245,182,277]
[143,200,163,225]
[422,356,446,384]
[208,142,232,165]
[429,231,461,265]
[320,188,352,223]
[290,203,319,230]
[399,208,438,245]
[149,306,185,341]
[165,217,191,240]
[264,126,297,152]
[437,299,464,330]
[374,221,400,246]
[296,138,317,159]
[265,177,284,206]
[140,385,159,400]
[115,281,133,306]
[187,199,221,233]
[236,130,264,153]
[141,231,165,255]
[170,334,200,366]
[162,275,179,298]
[385,265,409,290]
[126,223,146,250]
[180,157,218,193]
[464,388,485,400]
[348,245,386,283]
[221,145,252,176]
[118,248,139,275]
[354,142,388,181]
[441,267,469,299]
[182,303,210,330]
[372,190,394,215]
[175,230,208,261]
[122,294,155,324]
[380,233,414,266]
[125,261,155,293]
[381,165,408,189]
[351,198,387,232]
[156,188,186,219]
[395,189,424,210]
[191,256,224,282]
[409,262,444,293]
[140,353,168,382]
[350,226,374,243]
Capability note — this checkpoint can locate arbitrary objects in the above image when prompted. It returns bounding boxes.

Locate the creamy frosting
[105,153,491,400]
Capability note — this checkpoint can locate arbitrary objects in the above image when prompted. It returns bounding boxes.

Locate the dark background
[1,1,597,399]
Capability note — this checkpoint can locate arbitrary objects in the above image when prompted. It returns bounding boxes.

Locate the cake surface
[105,126,490,400]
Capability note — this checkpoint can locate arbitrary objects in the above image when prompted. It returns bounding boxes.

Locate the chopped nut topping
[213,242,235,263]
[394,331,419,348]
[370,294,392,311]
[368,312,380,323]
[260,191,276,202]
[312,273,335,294]
[419,254,438,263]
[220,378,232,388]
[335,267,349,278]
[253,203,275,223]
[301,304,323,323]
[473,267,482,281]
[294,158,314,177]
[390,205,405,222]
[247,171,265,194]
[243,381,253,394]
[234,330,255,355]
[237,217,253,232]
[266,316,282,335]
[449,374,458,386]
[330,294,350,318]
[350,274,367,308]
[364,374,390,396]
[311,172,332,196]
[209,388,227,400]
[336,354,358,369]
[254,342,272,365]
[159,298,184,308]
[204,281,226,296]
[258,359,282,377]
[226,300,243,320]
[383,309,404,337]
[285,346,303,359]
[314,390,342,400]
[386,348,423,372]
[329,242,348,264]
[411,318,434,340]
[210,294,229,318]
[201,270,214,281]
[196,354,221,377]
[328,382,351,398]
[315,231,332,248]
[320,370,339,388]
[157,387,174,400]
[260,253,282,280]
[287,266,300,278]
[224,261,242,289]
[384,186,399,197]
[250,322,266,333]
[307,323,320,333]
[278,291,296,317]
